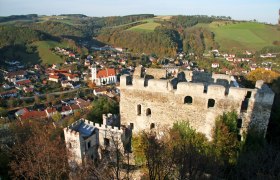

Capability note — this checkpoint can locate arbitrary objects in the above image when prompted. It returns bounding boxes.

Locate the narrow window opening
[88,141,91,149]
[237,118,242,128]
[237,134,242,141]
[130,123,134,129]
[104,138,110,146]
[245,91,252,99]
[137,104,141,115]
[146,108,151,116]
[241,98,249,112]
[150,123,155,129]
[203,85,208,93]
[208,99,215,108]
[184,96,193,104]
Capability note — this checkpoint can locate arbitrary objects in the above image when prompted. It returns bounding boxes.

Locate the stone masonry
[120,66,275,139]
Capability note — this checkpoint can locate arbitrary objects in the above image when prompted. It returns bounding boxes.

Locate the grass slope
[33,41,65,64]
[199,22,280,51]
[128,19,160,32]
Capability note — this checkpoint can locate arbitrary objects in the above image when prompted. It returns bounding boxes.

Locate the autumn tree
[212,111,240,165]
[0,107,8,118]
[9,121,70,179]
[140,131,173,180]
[87,96,119,124]
[52,112,62,122]
[246,68,280,83]
[169,121,210,179]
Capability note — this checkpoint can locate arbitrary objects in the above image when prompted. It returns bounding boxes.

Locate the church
[91,65,117,86]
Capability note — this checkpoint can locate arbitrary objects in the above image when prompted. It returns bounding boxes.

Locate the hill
[0,25,45,48]
[128,19,161,32]
[196,21,280,51]
[32,41,65,64]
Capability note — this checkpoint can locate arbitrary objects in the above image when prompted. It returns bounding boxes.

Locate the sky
[0,0,279,24]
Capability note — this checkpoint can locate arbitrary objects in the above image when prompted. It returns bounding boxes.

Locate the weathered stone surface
[120,67,275,138]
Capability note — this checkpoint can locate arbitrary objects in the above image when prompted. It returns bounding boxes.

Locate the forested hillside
[0,25,45,48]
[0,14,279,62]
[98,26,180,56]
[30,21,84,38]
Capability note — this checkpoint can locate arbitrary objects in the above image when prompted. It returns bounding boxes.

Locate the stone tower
[64,119,98,166]
[91,65,97,83]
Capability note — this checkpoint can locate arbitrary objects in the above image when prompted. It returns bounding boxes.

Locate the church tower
[91,65,97,83]
[278,9,280,25]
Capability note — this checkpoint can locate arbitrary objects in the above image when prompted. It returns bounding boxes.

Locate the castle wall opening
[146,108,151,116]
[207,99,215,108]
[150,123,155,129]
[184,96,193,104]
[137,104,141,115]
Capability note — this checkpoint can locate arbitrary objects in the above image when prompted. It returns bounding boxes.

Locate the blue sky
[0,0,279,24]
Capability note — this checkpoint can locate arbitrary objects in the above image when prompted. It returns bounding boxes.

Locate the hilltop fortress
[120,66,275,139]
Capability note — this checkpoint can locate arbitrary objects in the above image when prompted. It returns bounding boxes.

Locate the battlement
[120,67,275,139]
[120,74,274,101]
[66,118,123,134]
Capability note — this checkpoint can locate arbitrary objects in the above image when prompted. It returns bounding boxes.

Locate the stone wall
[120,69,275,139]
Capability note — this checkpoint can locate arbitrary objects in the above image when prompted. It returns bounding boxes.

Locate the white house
[91,66,117,86]
[211,63,220,68]
[48,75,60,83]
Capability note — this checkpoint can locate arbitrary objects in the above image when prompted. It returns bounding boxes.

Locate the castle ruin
[120,66,275,139]
[64,114,132,166]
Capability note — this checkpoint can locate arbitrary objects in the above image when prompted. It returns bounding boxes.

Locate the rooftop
[72,121,96,138]
[97,68,116,78]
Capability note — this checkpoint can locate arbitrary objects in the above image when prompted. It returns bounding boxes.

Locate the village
[0,43,279,122]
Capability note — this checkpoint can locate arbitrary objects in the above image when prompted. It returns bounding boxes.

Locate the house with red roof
[45,107,57,118]
[5,70,26,83]
[61,105,73,116]
[49,75,60,83]
[15,79,31,87]
[19,110,47,120]
[0,89,18,98]
[65,74,79,82]
[91,66,117,86]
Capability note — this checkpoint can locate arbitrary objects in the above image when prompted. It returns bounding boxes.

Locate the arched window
[184,96,193,104]
[146,108,151,116]
[208,99,215,108]
[137,104,141,115]
[68,142,72,148]
[150,123,155,129]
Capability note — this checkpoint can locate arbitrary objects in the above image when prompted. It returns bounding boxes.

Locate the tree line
[97,26,179,57]
[0,25,45,48]
[134,112,280,179]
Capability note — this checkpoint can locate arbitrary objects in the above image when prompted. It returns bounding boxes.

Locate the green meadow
[200,22,280,51]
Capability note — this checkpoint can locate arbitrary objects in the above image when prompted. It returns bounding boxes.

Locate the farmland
[197,21,280,51]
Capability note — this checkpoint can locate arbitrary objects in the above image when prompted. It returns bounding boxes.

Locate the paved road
[20,87,91,100]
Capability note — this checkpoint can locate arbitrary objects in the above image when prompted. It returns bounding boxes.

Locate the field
[154,16,172,21]
[197,22,280,51]
[32,41,65,64]
[128,19,160,32]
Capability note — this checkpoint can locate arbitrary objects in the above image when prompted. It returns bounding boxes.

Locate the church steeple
[91,65,97,83]
[278,9,280,25]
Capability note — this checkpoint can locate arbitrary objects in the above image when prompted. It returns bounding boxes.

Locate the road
[20,87,91,100]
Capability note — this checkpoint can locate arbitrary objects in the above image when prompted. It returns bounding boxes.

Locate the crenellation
[176,82,205,94]
[228,87,248,98]
[145,79,170,92]
[120,66,275,138]
[207,85,226,98]
[94,123,101,127]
